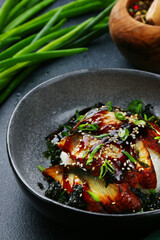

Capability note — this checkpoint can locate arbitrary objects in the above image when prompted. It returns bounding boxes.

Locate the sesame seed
[138,167,144,172]
[56,171,59,174]
[112,201,116,205]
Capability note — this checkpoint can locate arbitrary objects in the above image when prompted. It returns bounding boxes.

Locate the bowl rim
[6,67,160,218]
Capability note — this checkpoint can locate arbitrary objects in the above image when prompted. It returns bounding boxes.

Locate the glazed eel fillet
[42,103,160,213]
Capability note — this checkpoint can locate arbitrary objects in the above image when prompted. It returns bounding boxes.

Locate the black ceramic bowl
[7,69,160,227]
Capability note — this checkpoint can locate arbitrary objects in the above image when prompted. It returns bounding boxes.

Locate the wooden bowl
[109,0,160,73]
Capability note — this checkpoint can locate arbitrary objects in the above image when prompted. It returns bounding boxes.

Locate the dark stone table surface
[0,0,159,239]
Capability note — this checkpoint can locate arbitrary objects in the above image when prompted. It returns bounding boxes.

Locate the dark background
[0,0,159,239]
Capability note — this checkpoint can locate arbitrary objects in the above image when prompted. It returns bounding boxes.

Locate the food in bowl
[38,100,160,214]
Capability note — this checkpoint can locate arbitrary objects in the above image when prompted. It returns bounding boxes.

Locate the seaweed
[45,180,86,209]
[131,188,160,211]
[43,140,62,166]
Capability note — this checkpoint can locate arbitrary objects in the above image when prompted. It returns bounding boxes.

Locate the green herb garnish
[127,100,143,116]
[99,159,115,179]
[118,128,129,141]
[149,189,156,195]
[60,124,72,137]
[94,133,110,138]
[87,191,101,202]
[78,123,99,132]
[106,101,112,111]
[122,151,136,163]
[37,165,45,172]
[144,114,156,122]
[114,112,126,121]
[86,143,104,165]
[75,109,84,122]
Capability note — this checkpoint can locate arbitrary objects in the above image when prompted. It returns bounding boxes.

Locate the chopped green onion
[82,150,90,159]
[134,120,146,126]
[123,151,149,168]
[37,165,45,172]
[94,133,110,138]
[99,159,115,179]
[87,191,101,202]
[118,128,129,141]
[154,136,160,140]
[106,101,112,111]
[122,151,136,163]
[86,143,104,165]
[114,112,126,121]
[78,123,99,132]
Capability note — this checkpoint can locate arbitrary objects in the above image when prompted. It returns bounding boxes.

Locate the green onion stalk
[0,0,109,43]
[0,0,117,105]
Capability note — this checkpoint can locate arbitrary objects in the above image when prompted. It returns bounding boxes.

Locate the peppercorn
[134,5,140,10]
[128,0,153,25]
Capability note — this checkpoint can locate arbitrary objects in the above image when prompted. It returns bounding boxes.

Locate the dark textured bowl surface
[7,68,160,226]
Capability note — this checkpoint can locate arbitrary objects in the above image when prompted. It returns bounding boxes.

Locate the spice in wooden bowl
[128,0,153,24]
